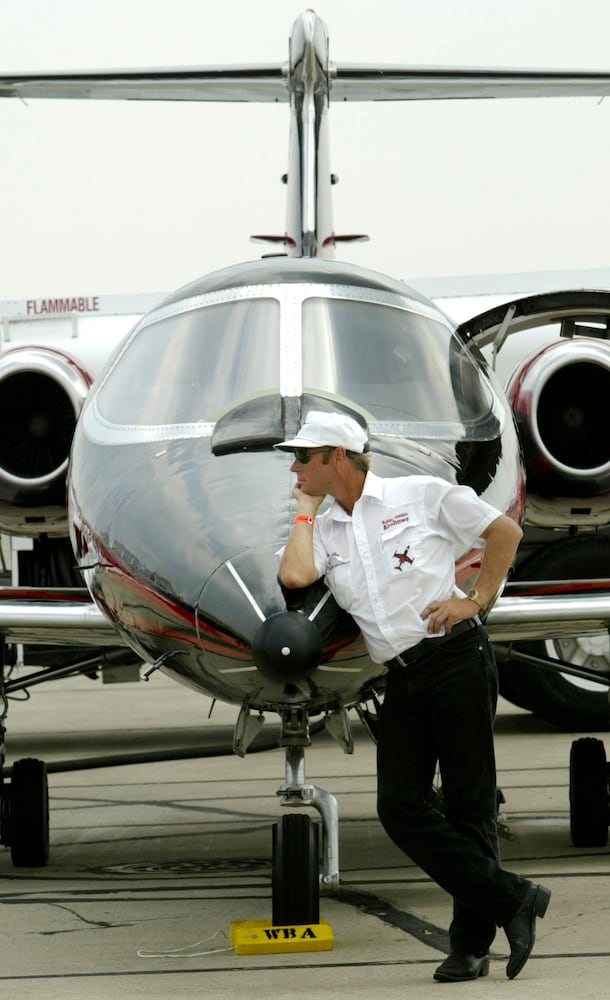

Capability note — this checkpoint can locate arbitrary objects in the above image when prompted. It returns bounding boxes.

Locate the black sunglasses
[292,446,333,464]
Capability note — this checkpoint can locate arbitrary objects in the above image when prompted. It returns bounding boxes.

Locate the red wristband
[293,515,314,526]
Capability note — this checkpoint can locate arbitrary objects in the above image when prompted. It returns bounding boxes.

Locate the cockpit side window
[97,299,280,426]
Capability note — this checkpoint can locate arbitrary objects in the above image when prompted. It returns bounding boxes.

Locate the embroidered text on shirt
[382,513,410,530]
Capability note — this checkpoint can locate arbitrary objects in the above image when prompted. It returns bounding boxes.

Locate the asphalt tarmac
[1,671,608,999]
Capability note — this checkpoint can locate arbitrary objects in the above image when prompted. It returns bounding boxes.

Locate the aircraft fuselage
[68,257,524,714]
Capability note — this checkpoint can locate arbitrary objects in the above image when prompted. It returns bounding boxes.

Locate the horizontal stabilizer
[3,65,610,105]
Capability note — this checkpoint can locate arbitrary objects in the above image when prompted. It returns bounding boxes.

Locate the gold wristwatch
[466,588,487,612]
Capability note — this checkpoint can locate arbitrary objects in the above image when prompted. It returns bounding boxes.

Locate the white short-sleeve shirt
[310,471,500,663]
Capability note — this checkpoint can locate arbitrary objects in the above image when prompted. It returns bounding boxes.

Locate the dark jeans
[377,624,525,955]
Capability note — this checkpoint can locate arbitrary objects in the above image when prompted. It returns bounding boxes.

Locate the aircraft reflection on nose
[193,546,372,713]
[252,610,323,683]
[195,546,289,664]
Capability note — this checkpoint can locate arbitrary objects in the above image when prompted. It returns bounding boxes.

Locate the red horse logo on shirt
[393,547,414,571]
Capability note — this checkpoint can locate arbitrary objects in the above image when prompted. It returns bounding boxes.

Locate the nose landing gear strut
[272,707,341,925]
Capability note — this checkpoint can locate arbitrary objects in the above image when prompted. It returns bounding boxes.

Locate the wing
[0,588,122,646]
[486,587,610,643]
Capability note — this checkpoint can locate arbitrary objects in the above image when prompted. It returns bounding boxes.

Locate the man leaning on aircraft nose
[276,410,551,982]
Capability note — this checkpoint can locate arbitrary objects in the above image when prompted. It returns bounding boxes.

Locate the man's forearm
[279,522,320,589]
[279,488,325,589]
[475,515,523,607]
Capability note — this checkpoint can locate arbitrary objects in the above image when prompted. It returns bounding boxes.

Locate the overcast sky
[1,0,610,299]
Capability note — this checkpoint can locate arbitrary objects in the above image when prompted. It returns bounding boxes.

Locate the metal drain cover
[97,858,269,875]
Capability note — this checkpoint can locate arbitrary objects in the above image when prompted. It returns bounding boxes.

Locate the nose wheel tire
[9,758,50,867]
[272,813,320,925]
[569,738,609,847]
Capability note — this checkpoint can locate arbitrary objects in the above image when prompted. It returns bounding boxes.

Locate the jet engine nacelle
[0,346,92,536]
[506,338,610,526]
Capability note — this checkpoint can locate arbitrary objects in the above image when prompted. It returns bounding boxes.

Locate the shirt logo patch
[382,513,410,531]
[393,546,414,571]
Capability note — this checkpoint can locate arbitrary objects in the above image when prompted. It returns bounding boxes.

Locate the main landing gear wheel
[272,813,320,925]
[9,758,50,867]
[498,536,610,730]
[569,738,609,848]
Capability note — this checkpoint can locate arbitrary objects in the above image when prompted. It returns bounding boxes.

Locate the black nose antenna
[251,611,322,683]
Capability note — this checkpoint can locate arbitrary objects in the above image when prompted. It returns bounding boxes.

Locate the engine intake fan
[507,338,610,510]
[0,347,92,536]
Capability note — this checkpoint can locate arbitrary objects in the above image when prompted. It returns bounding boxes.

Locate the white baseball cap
[274,410,369,454]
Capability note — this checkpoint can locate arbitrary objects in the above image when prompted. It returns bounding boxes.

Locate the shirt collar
[362,470,384,500]
[329,470,384,520]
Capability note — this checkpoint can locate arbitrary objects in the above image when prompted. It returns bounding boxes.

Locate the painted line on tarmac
[327,884,451,953]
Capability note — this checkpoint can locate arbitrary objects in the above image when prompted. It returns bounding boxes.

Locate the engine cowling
[506,338,610,525]
[0,347,92,536]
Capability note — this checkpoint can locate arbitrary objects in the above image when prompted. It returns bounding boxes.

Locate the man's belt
[385,617,480,670]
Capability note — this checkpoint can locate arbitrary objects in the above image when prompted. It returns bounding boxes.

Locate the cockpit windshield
[96,299,280,425]
[303,298,501,440]
[95,289,500,442]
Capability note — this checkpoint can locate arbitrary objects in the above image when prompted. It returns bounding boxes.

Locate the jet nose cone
[251,611,322,683]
